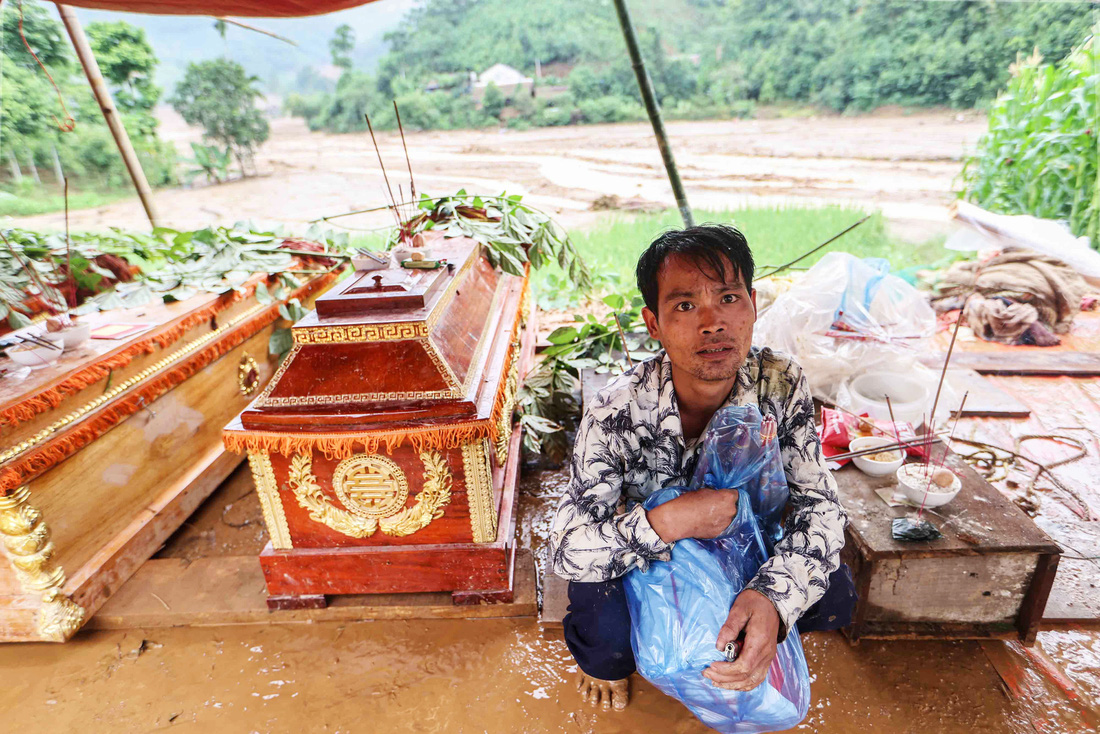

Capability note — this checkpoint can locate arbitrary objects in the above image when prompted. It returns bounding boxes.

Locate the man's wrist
[645,504,680,544]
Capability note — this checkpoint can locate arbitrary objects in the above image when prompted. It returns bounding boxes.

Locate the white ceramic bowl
[849,371,929,425]
[896,463,962,508]
[6,341,63,368]
[59,322,91,351]
[849,436,905,476]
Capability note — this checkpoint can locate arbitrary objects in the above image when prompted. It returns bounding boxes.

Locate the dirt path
[13,109,986,241]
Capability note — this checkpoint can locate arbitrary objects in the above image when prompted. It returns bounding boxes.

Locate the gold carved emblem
[289,451,452,538]
[238,353,260,396]
[333,455,409,519]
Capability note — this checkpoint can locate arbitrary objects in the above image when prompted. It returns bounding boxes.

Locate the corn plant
[960,26,1099,248]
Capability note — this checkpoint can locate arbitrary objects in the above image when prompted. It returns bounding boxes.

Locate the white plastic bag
[753,253,944,418]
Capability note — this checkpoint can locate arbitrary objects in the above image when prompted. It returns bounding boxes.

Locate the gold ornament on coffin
[238,353,261,396]
[0,487,85,641]
[333,454,409,519]
[288,451,452,538]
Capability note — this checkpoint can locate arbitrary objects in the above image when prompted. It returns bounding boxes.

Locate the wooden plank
[87,549,537,630]
[1038,518,1100,626]
[981,640,1100,733]
[540,562,570,630]
[925,351,1100,376]
[864,553,1038,624]
[945,369,1031,418]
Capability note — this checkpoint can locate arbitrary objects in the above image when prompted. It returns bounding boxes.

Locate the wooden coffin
[0,267,338,642]
[835,445,1060,645]
[223,236,534,607]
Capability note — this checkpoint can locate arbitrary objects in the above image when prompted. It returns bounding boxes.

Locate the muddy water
[1,464,1095,732]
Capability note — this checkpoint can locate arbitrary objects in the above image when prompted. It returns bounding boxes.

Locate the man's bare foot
[575,672,629,711]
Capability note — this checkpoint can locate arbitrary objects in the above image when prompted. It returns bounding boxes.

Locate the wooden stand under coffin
[0,266,338,642]
[223,236,535,607]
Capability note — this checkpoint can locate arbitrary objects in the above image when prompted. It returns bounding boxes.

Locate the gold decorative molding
[238,353,260,395]
[248,451,292,549]
[288,451,452,538]
[38,591,85,643]
[259,387,459,408]
[0,486,85,642]
[495,339,522,465]
[462,440,497,543]
[293,321,428,344]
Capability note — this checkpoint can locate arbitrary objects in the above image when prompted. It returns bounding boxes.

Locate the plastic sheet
[753,253,944,418]
[625,406,810,733]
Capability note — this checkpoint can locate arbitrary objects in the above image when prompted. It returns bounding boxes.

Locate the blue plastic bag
[625,406,811,733]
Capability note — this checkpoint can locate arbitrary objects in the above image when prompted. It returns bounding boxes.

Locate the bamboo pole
[55,4,159,228]
[612,0,694,228]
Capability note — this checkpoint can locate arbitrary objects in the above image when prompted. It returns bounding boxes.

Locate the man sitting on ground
[548,224,855,711]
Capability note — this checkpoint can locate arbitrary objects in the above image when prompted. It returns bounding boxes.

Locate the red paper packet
[819,408,928,466]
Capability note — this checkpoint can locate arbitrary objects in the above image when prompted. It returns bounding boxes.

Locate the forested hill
[375,0,1094,111]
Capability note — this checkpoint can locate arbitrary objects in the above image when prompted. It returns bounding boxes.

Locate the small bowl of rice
[849,436,905,477]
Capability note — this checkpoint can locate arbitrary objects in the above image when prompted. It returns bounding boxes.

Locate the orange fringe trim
[0,291,329,494]
[1,270,339,431]
[223,421,494,460]
[223,273,529,462]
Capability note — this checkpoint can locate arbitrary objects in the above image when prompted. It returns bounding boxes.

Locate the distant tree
[329,24,355,71]
[86,21,161,113]
[170,59,270,177]
[481,82,505,118]
[0,0,71,71]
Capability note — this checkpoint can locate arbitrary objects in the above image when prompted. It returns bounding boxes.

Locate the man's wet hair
[635,224,754,315]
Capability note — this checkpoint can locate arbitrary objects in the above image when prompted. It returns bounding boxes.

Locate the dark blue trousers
[562,563,857,680]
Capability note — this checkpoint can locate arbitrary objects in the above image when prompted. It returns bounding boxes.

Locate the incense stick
[64,176,75,308]
[915,391,969,520]
[827,440,937,462]
[884,395,905,449]
[394,101,417,207]
[364,113,403,232]
[926,308,967,445]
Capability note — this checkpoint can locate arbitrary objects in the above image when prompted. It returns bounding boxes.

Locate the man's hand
[645,488,738,543]
[702,589,780,691]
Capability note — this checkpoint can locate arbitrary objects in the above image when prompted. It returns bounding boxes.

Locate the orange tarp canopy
[58,1,375,17]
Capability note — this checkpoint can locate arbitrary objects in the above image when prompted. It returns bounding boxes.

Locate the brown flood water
[1,467,1096,733]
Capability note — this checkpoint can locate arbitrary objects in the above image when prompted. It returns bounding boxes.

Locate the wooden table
[835,443,1060,645]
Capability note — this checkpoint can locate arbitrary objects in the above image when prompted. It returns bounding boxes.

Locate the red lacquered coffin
[223,235,534,607]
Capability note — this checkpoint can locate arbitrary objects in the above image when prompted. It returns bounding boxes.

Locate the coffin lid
[237,234,521,435]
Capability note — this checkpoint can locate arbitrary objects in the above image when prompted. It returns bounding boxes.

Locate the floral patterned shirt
[548,347,847,637]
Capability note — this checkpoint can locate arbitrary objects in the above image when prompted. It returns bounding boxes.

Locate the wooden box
[0,268,338,641]
[835,445,1060,645]
[223,236,534,607]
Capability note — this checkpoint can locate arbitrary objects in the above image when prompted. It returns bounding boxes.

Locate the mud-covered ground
[1,463,1097,733]
[14,108,985,243]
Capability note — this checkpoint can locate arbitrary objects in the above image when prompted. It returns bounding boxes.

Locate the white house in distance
[471,63,534,104]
